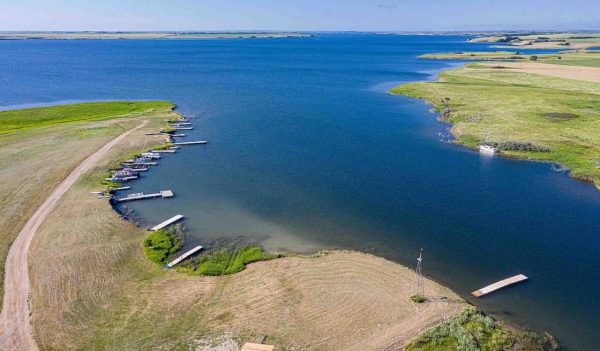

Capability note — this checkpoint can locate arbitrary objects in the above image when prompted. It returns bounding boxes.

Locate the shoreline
[0,31,316,41]
[390,60,600,191]
[0,98,559,349]
[102,106,558,350]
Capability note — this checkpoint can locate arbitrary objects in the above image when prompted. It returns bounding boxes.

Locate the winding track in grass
[0,120,148,351]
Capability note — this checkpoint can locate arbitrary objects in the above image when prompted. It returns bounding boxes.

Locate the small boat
[121,167,147,172]
[479,145,496,156]
[141,152,161,159]
[113,170,137,178]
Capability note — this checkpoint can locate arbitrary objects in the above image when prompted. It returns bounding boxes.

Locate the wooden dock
[117,190,174,202]
[164,245,203,268]
[471,274,528,297]
[109,186,131,191]
[172,140,208,146]
[151,214,184,231]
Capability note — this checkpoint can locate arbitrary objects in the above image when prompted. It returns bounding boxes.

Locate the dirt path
[0,120,147,351]
[481,61,600,83]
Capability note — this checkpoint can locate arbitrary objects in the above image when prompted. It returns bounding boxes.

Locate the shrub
[142,229,183,264]
[411,294,427,303]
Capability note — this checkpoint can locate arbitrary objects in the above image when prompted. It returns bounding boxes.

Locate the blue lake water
[0,34,598,350]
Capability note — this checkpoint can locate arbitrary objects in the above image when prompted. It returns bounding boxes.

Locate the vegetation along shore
[391,50,600,189]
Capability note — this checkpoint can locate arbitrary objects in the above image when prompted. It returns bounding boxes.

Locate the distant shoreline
[0,31,316,40]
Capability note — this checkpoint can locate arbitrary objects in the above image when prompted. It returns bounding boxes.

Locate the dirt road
[0,120,147,351]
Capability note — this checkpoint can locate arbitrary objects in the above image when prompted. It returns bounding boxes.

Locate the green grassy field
[0,101,175,312]
[0,101,173,134]
[421,51,600,67]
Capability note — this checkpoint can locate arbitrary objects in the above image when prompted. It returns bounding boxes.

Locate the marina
[164,245,203,269]
[471,274,529,297]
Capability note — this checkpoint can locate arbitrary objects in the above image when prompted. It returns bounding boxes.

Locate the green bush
[142,229,183,264]
[411,294,427,303]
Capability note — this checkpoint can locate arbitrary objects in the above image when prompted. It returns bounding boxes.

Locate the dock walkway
[151,214,184,231]
[164,245,203,268]
[471,274,528,297]
[172,141,208,146]
[117,190,174,202]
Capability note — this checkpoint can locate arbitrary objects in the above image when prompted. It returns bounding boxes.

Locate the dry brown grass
[0,117,168,312]
[27,115,465,350]
[479,61,600,83]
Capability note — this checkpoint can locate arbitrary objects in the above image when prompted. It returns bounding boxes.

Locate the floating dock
[117,190,174,202]
[171,122,192,126]
[172,141,208,146]
[471,274,528,297]
[151,214,184,231]
[174,127,193,130]
[151,149,176,153]
[171,134,186,137]
[123,161,157,166]
[164,245,203,268]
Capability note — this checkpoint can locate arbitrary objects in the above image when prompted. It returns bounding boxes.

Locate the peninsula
[391,49,600,189]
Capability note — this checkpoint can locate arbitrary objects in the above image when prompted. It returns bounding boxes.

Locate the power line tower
[414,249,424,297]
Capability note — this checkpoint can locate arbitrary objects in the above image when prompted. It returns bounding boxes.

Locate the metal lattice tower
[414,249,424,296]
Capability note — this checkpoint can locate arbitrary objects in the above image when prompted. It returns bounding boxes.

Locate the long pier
[471,274,528,297]
[117,190,174,202]
[151,214,184,231]
[164,245,203,268]
[172,141,208,146]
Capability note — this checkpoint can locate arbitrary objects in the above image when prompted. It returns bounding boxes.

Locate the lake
[0,34,598,350]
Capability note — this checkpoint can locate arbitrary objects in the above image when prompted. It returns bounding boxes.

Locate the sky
[1,0,599,32]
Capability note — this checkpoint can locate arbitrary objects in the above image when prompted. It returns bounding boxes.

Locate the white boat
[141,152,161,159]
[479,145,496,156]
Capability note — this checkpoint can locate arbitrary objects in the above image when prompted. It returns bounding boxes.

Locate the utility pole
[414,249,424,297]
